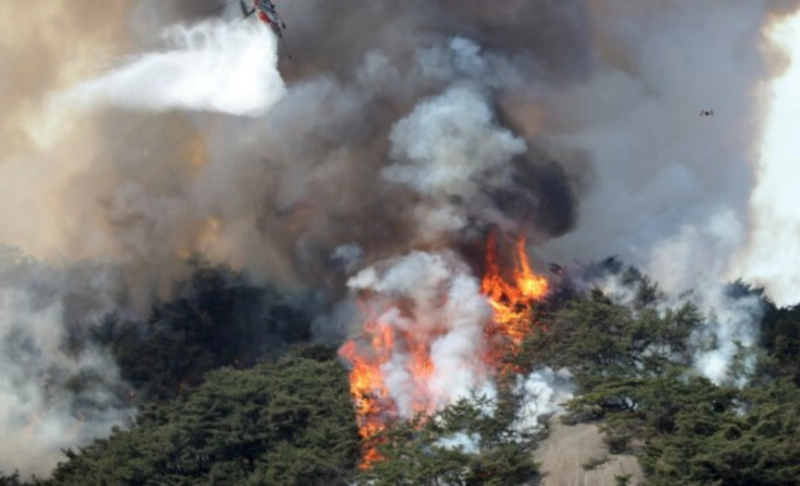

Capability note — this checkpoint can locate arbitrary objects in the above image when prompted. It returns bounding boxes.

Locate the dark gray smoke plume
[1,0,798,476]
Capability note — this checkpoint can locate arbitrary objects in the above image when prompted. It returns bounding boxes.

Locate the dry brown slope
[533,418,644,486]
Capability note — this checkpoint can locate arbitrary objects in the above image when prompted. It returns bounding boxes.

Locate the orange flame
[338,336,391,467]
[481,234,549,345]
[339,234,549,468]
[338,300,439,468]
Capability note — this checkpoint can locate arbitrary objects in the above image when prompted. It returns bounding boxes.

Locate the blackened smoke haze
[0,0,798,477]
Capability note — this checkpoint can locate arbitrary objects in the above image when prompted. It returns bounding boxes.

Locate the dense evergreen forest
[2,259,800,485]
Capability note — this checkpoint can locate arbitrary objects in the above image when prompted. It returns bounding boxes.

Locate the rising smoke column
[735,9,800,307]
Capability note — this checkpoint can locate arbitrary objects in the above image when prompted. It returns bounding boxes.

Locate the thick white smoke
[433,367,574,455]
[692,291,763,386]
[385,80,527,241]
[596,265,763,386]
[0,252,131,477]
[0,292,129,476]
[347,251,496,418]
[514,368,575,431]
[385,83,525,199]
[645,210,763,384]
[735,10,800,306]
[542,1,770,262]
[68,20,285,116]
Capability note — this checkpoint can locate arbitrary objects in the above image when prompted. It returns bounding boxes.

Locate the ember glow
[338,239,550,467]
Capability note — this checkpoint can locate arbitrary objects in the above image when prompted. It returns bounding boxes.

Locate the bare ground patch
[533,417,644,486]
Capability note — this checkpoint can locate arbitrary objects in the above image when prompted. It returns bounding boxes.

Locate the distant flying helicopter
[240,0,286,39]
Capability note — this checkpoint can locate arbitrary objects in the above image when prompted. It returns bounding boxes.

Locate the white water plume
[68,19,285,116]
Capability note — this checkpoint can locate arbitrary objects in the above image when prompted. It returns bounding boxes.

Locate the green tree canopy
[533,270,800,485]
[92,259,312,402]
[39,350,360,486]
[360,391,541,486]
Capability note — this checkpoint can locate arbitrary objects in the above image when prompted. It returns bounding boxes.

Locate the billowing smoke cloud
[0,290,130,476]
[643,210,764,384]
[384,80,526,241]
[5,0,586,299]
[2,0,799,476]
[386,83,526,198]
[734,9,800,306]
[540,1,775,263]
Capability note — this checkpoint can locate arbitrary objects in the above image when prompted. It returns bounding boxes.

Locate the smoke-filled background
[2,0,800,477]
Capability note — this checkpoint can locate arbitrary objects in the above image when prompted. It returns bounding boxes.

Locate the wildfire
[338,337,390,467]
[338,235,549,468]
[481,234,549,345]
[338,299,440,468]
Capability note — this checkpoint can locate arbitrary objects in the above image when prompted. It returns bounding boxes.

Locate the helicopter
[240,0,286,39]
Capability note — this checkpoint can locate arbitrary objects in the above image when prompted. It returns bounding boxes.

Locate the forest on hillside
[2,259,799,486]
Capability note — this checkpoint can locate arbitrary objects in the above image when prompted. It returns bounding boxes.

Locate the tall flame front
[338,235,550,468]
[481,233,549,346]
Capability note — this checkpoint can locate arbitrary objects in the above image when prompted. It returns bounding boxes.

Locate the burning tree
[338,234,550,468]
